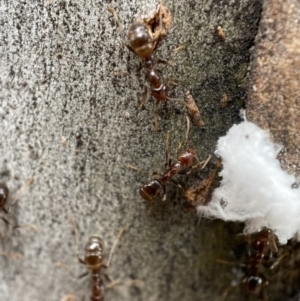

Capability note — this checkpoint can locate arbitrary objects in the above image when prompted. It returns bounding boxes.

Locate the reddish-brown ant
[57,219,125,301]
[129,117,208,202]
[243,229,277,297]
[139,146,197,201]
[0,179,35,230]
[109,3,172,106]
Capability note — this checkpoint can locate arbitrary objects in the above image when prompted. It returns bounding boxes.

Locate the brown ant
[139,147,197,202]
[185,158,220,207]
[243,229,278,297]
[220,229,278,300]
[109,3,172,106]
[57,219,125,301]
[129,117,209,202]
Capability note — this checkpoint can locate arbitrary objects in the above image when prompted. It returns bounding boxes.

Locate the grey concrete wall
[0,0,266,301]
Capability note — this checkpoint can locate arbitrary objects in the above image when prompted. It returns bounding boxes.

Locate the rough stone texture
[247,0,300,181]
[0,0,264,301]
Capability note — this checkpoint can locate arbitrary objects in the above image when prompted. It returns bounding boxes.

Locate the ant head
[177,149,196,168]
[140,180,164,201]
[244,275,263,295]
[0,183,9,209]
[84,236,104,270]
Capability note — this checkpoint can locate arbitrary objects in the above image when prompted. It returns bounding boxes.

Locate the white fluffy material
[197,119,300,244]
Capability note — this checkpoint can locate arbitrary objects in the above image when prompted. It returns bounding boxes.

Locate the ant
[109,3,172,107]
[185,158,221,207]
[243,229,278,297]
[220,229,278,300]
[57,219,125,301]
[129,117,209,202]
[0,178,35,229]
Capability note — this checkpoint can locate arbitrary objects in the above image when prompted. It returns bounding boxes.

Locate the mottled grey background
[0,0,286,300]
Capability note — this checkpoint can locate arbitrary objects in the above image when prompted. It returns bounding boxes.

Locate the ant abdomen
[139,180,164,201]
[128,22,153,59]
[84,236,104,270]
[244,274,263,295]
[0,183,9,209]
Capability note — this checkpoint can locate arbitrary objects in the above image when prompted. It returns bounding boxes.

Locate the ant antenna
[165,130,170,168]
[69,217,84,264]
[108,6,124,33]
[105,228,126,268]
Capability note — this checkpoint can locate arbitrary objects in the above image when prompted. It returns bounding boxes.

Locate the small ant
[139,147,197,201]
[57,219,125,301]
[129,117,208,202]
[109,3,172,105]
[185,158,220,207]
[220,229,278,300]
[243,229,278,297]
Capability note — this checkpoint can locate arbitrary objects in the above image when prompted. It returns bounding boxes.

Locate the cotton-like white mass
[197,120,300,244]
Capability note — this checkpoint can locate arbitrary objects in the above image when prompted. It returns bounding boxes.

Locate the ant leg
[105,279,121,290]
[127,164,148,174]
[156,59,168,65]
[139,85,148,109]
[104,228,125,268]
[0,251,21,259]
[162,185,167,202]
[55,262,89,280]
[185,115,191,144]
[108,7,124,37]
[0,216,38,232]
[165,130,170,169]
[147,203,155,216]
[127,164,163,188]
[105,278,144,290]
[221,283,239,300]
[261,281,269,301]
[6,177,34,213]
[60,293,77,301]
[170,179,184,194]
[0,216,16,228]
[153,101,162,131]
[191,154,212,171]
[108,6,138,54]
